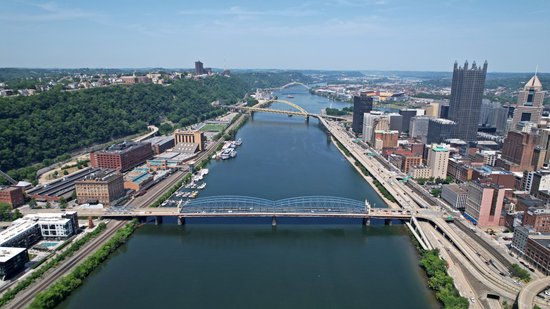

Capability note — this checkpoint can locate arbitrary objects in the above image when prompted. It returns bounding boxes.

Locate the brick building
[0,186,25,208]
[90,141,153,172]
[75,170,125,206]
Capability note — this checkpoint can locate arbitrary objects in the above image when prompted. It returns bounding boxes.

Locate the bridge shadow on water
[144,216,404,228]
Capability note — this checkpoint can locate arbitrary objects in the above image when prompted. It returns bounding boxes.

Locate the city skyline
[1,0,550,72]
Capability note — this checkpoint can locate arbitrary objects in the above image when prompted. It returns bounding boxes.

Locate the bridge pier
[271,216,277,227]
[305,116,309,123]
[362,218,370,226]
[384,219,392,226]
[177,216,186,226]
[155,216,163,225]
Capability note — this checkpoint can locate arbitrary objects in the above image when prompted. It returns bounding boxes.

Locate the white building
[23,212,79,240]
[427,144,450,179]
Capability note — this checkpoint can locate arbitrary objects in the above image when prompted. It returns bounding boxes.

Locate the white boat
[202,169,209,175]
[221,149,232,160]
[230,150,237,158]
[197,183,206,190]
[235,138,242,146]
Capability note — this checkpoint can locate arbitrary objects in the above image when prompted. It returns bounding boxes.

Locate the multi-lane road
[319,118,547,306]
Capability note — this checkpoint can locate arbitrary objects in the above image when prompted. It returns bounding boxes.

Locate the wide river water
[58,87,438,309]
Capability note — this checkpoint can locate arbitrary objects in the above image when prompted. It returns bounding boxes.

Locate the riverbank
[29,220,139,309]
[0,223,108,307]
[330,136,400,209]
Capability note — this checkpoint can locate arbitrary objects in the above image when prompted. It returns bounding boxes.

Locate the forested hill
[0,72,311,181]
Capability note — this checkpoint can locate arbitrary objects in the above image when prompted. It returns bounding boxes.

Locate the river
[57,86,438,309]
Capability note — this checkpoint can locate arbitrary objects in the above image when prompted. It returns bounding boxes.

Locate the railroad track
[7,221,127,309]
[453,219,512,269]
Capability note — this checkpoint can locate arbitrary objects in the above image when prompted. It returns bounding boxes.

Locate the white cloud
[0,1,103,22]
[179,6,318,18]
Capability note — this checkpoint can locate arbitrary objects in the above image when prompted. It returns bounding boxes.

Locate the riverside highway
[319,117,548,306]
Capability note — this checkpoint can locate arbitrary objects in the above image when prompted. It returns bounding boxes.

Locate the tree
[59,197,68,209]
[28,198,37,209]
[45,201,52,209]
[13,209,23,219]
[0,203,12,221]
[63,170,69,176]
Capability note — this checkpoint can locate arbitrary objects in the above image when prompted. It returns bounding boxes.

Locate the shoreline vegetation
[331,137,399,208]
[1,72,309,184]
[29,220,139,309]
[0,223,108,307]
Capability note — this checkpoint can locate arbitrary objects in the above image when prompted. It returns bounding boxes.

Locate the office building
[399,109,418,133]
[75,170,125,206]
[373,130,399,150]
[409,116,431,141]
[388,113,403,132]
[426,118,456,144]
[525,236,550,275]
[479,100,509,134]
[362,111,388,145]
[174,130,205,151]
[529,170,550,197]
[409,166,432,179]
[512,225,535,255]
[425,102,440,117]
[90,141,153,172]
[524,207,550,233]
[441,183,468,210]
[0,247,29,279]
[447,157,475,182]
[465,180,506,227]
[427,144,450,179]
[352,95,373,134]
[495,131,536,172]
[448,61,488,142]
[195,61,205,75]
[512,74,545,129]
[0,186,25,208]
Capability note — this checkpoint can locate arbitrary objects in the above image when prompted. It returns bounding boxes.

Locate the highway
[518,276,550,309]
[5,220,127,309]
[319,118,534,303]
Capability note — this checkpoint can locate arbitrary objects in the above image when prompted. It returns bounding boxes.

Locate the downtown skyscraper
[448,60,488,142]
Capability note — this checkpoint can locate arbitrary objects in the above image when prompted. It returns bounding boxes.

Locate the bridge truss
[180,195,367,214]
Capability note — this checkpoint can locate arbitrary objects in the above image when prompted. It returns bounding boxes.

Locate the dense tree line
[0,72,310,182]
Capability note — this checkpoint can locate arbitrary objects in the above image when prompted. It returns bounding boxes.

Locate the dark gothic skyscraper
[352,94,373,134]
[448,60,488,142]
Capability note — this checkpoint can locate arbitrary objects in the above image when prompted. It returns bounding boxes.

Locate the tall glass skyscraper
[352,94,373,134]
[448,60,488,142]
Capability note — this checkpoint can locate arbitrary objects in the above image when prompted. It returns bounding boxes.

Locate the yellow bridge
[232,99,347,121]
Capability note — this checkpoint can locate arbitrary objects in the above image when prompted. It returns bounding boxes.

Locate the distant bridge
[279,82,310,90]
[231,99,347,121]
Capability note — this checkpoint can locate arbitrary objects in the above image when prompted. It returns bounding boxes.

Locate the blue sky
[0,0,549,72]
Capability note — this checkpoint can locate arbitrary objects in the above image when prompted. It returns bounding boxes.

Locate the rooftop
[102,141,150,154]
[0,247,27,263]
[0,220,39,246]
[143,136,174,146]
[79,169,120,182]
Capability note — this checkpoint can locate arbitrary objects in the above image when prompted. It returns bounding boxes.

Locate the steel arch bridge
[179,195,367,214]
[251,99,308,115]
[280,82,310,90]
